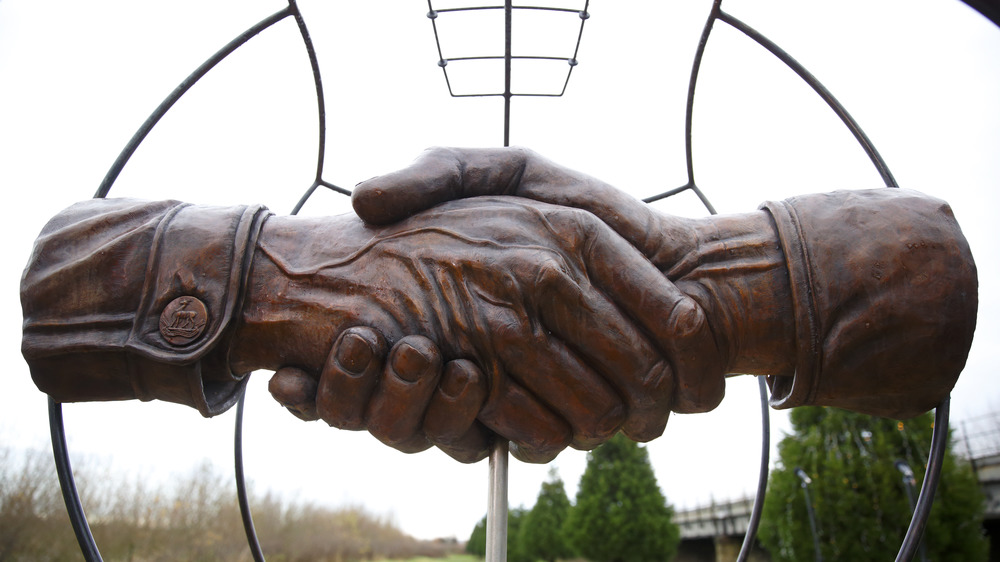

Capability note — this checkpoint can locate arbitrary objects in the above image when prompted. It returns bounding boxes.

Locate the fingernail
[336,332,374,376]
[391,342,432,383]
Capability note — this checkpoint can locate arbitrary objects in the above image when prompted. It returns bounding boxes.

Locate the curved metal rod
[234,1,336,556]
[655,14,780,551]
[653,12,780,553]
[736,377,771,562]
[676,7,903,558]
[715,9,898,188]
[677,0,721,214]
[289,0,331,188]
[94,6,295,198]
[235,391,266,562]
[48,398,104,562]
[80,2,314,556]
[895,397,950,562]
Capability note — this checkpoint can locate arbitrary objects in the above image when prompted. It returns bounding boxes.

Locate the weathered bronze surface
[21,148,977,463]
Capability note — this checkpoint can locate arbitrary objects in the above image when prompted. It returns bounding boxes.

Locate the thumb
[352,147,529,225]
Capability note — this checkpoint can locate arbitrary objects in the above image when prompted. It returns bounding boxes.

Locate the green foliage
[466,514,487,557]
[758,407,988,562]
[466,508,530,561]
[506,507,531,562]
[519,469,573,562]
[565,434,680,562]
[384,557,480,562]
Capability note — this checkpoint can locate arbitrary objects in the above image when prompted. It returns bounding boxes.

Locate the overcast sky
[1,0,998,543]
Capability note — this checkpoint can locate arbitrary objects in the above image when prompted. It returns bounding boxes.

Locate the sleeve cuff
[124,202,270,416]
[761,189,977,419]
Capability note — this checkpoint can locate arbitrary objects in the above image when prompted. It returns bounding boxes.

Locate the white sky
[1,0,998,543]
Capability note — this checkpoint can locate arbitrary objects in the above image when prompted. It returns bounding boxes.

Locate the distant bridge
[673,497,768,562]
[671,412,1000,562]
[676,496,755,540]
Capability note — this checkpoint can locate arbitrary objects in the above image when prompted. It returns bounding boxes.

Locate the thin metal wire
[434,5,582,14]
[504,0,513,146]
[235,393,266,562]
[640,2,905,560]
[52,2,328,559]
[896,398,951,562]
[736,377,771,562]
[48,398,104,562]
[659,6,947,558]
[235,2,334,558]
[93,7,295,199]
[427,0,589,100]
[715,9,898,188]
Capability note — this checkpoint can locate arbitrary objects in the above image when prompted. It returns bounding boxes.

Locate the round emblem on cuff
[159,296,209,346]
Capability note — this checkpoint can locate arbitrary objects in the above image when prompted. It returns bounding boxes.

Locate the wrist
[669,210,796,377]
[230,213,382,374]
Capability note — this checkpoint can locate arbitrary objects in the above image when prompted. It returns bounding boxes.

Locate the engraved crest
[159,296,208,346]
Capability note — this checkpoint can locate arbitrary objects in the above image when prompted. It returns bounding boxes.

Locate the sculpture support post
[795,467,822,562]
[486,439,509,562]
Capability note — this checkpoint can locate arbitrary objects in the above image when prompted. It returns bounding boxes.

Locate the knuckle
[572,400,626,450]
[509,441,564,464]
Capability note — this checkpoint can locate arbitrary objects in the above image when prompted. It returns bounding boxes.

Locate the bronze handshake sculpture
[21,148,978,463]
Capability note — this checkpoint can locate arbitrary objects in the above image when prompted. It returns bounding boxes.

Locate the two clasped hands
[256,147,788,463]
[250,147,976,464]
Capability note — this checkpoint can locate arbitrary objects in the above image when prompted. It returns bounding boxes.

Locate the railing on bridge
[676,496,757,540]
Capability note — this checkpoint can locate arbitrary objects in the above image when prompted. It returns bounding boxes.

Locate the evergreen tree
[466,507,530,562]
[519,468,573,562]
[565,433,680,562]
[758,406,988,562]
[466,515,487,557]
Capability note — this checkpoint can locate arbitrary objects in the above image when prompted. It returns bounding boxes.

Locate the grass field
[379,554,482,562]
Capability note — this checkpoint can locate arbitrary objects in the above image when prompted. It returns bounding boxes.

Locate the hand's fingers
[316,327,387,430]
[531,263,674,441]
[468,292,624,450]
[573,210,726,414]
[537,206,725,415]
[434,422,492,463]
[424,359,488,444]
[268,367,319,421]
[424,359,492,463]
[500,330,625,450]
[352,148,687,266]
[478,375,572,464]
[366,335,443,448]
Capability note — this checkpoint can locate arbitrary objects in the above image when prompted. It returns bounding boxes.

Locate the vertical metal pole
[503,0,512,147]
[486,440,510,562]
[795,467,822,562]
[488,5,513,562]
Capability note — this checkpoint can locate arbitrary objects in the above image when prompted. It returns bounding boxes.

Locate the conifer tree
[565,433,679,562]
[466,507,530,562]
[519,468,573,562]
[758,406,987,562]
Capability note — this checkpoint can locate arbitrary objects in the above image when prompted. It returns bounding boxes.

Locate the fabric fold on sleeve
[761,189,977,419]
[21,198,270,416]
